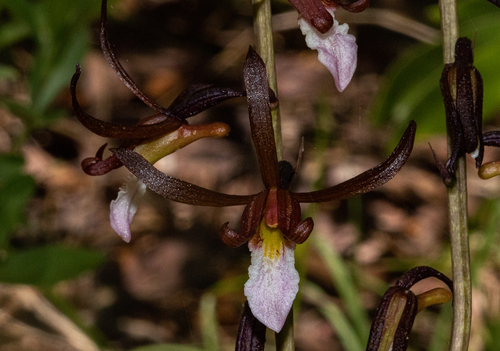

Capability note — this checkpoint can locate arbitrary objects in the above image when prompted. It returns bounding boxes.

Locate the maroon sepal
[219,191,268,248]
[71,65,183,139]
[293,120,416,203]
[244,47,280,189]
[277,189,313,244]
[113,148,256,207]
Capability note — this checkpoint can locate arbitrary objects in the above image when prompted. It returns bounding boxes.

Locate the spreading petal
[298,9,357,92]
[110,177,147,242]
[244,221,299,332]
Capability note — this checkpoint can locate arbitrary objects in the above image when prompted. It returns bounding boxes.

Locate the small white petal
[110,177,146,243]
[298,9,357,92]
[470,148,480,159]
[244,224,299,332]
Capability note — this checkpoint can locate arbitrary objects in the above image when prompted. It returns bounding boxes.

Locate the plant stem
[252,0,283,160]
[252,0,291,349]
[438,1,471,350]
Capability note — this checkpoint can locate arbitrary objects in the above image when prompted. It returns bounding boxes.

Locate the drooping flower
[366,266,453,351]
[114,47,417,332]
[71,0,245,241]
[289,0,370,91]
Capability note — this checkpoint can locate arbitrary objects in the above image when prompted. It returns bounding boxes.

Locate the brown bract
[114,47,417,250]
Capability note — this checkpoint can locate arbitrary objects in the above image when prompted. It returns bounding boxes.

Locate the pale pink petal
[298,9,357,92]
[244,227,299,333]
[110,177,146,242]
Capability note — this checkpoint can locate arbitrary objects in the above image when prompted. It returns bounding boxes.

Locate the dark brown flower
[113,47,416,332]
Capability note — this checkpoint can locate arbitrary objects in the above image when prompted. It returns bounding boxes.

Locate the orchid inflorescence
[113,48,416,333]
[66,0,500,348]
[72,0,417,335]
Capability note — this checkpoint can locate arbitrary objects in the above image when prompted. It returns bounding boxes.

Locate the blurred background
[1,0,500,350]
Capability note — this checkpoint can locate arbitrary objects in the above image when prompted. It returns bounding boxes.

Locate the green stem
[252,0,283,160]
[438,1,471,350]
[251,0,290,349]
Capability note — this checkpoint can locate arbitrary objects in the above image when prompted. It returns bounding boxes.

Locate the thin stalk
[438,1,472,350]
[251,0,290,349]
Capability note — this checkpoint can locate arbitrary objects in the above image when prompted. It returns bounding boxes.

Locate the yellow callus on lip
[259,220,285,261]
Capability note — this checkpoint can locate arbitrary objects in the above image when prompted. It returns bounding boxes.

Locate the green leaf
[0,245,106,286]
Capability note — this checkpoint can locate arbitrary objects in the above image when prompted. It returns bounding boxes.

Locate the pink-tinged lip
[109,177,146,242]
[298,8,357,92]
[244,221,299,332]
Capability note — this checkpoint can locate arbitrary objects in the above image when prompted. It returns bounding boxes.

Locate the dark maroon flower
[71,0,245,241]
[113,47,417,332]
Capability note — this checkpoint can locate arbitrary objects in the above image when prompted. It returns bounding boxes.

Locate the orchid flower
[71,0,245,242]
[366,266,453,351]
[113,47,417,332]
[289,0,370,91]
[431,37,500,183]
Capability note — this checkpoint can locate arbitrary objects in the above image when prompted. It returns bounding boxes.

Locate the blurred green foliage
[0,244,105,286]
[1,0,102,127]
[0,0,106,285]
[370,0,500,143]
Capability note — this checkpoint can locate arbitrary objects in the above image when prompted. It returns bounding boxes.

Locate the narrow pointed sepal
[244,221,299,332]
[243,47,280,189]
[71,65,183,139]
[298,8,357,92]
[110,177,147,242]
[235,301,266,351]
[168,84,246,119]
[294,120,416,203]
[113,148,255,206]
